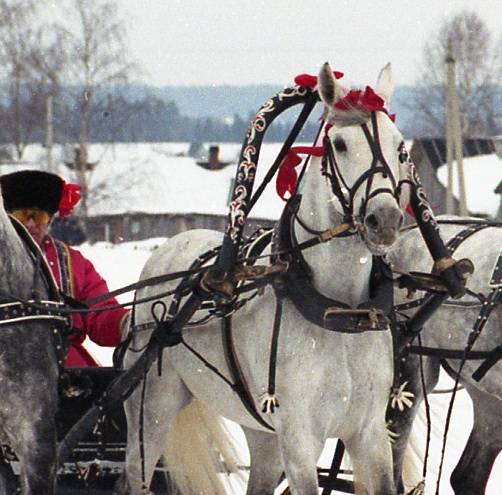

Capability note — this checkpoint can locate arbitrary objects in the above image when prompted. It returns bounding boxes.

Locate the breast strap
[271,196,393,333]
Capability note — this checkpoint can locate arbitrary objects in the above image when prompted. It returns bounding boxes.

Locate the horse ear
[376,62,394,104]
[318,62,344,106]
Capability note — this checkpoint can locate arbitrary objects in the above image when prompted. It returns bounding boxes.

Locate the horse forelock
[325,106,371,127]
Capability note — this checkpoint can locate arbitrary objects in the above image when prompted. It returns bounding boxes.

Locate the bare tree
[58,0,138,217]
[0,0,44,158]
[410,10,501,138]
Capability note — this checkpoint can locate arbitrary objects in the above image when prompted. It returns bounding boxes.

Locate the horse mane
[325,105,371,127]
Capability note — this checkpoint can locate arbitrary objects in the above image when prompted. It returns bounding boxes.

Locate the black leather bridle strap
[321,112,399,223]
[222,315,274,431]
[359,113,398,217]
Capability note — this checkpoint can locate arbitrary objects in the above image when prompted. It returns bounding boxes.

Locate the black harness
[272,195,393,332]
[321,112,400,224]
[397,222,502,381]
[0,218,71,369]
[212,114,405,429]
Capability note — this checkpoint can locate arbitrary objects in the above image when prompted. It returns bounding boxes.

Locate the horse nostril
[365,213,379,230]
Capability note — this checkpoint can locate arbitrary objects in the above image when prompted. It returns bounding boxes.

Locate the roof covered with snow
[0,141,500,219]
[436,153,501,217]
[0,143,288,221]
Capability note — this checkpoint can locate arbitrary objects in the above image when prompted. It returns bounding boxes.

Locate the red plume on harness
[276,77,396,201]
[334,86,395,122]
[58,182,81,219]
[294,71,344,87]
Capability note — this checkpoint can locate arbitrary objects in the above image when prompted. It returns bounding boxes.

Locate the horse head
[318,62,407,255]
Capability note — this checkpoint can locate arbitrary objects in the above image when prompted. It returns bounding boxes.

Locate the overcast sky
[119,0,501,88]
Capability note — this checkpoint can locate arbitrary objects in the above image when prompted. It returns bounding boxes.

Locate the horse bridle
[321,111,401,227]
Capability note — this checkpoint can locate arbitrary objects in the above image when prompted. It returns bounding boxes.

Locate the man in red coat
[0,170,129,367]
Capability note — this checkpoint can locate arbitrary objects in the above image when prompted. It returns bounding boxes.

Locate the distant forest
[1,84,501,145]
[49,85,326,144]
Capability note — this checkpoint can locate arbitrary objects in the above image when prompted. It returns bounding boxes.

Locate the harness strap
[0,300,69,327]
[221,315,274,431]
[272,195,392,332]
[394,222,491,312]
[259,297,283,414]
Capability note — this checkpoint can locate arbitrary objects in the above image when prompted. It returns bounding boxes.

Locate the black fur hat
[0,170,65,214]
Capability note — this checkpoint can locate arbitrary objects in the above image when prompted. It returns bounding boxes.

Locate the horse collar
[272,195,392,333]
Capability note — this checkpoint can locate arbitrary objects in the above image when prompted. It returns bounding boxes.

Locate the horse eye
[333,138,347,153]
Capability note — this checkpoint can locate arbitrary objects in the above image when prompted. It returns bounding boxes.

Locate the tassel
[406,480,425,495]
[259,393,280,414]
[389,381,415,411]
[386,422,400,444]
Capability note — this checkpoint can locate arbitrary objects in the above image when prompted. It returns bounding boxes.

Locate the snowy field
[79,237,502,495]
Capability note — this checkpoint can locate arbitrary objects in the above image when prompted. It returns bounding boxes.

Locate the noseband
[321,111,400,226]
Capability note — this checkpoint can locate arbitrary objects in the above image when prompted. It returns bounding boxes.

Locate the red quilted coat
[41,235,128,367]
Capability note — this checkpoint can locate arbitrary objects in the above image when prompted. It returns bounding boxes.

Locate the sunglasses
[11,208,51,225]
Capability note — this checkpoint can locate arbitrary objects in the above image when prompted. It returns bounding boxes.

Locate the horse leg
[242,426,283,495]
[0,455,18,495]
[450,386,502,495]
[387,355,440,493]
[116,363,191,495]
[274,422,324,495]
[15,417,57,495]
[344,419,396,494]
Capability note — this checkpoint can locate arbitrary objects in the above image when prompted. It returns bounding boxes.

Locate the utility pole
[46,95,54,173]
[445,40,468,215]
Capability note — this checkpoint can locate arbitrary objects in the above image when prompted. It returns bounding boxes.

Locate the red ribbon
[294,71,344,88]
[277,75,396,201]
[276,146,324,201]
[335,86,395,122]
[58,182,81,218]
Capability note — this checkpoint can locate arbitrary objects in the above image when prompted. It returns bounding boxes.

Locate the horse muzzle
[363,205,403,250]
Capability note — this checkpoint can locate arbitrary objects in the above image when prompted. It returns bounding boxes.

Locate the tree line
[0,88,320,144]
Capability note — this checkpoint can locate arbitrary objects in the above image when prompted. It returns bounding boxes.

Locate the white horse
[387,218,502,494]
[116,63,409,495]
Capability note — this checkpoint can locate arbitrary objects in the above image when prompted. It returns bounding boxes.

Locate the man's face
[10,208,51,245]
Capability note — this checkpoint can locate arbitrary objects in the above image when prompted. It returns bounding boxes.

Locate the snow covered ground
[80,238,501,494]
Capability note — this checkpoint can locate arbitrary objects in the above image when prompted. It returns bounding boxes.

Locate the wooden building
[409,137,497,216]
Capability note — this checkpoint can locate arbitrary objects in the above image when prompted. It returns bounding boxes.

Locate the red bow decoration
[335,86,395,122]
[294,71,344,88]
[58,182,81,218]
[276,146,324,201]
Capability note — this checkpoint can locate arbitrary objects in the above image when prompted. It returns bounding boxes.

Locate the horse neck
[0,208,36,293]
[295,158,373,307]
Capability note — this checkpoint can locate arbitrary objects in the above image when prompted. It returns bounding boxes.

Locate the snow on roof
[3,142,500,219]
[436,153,501,216]
[10,142,287,221]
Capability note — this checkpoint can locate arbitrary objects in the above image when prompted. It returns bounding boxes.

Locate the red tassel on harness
[335,86,396,122]
[294,71,344,88]
[276,146,324,200]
